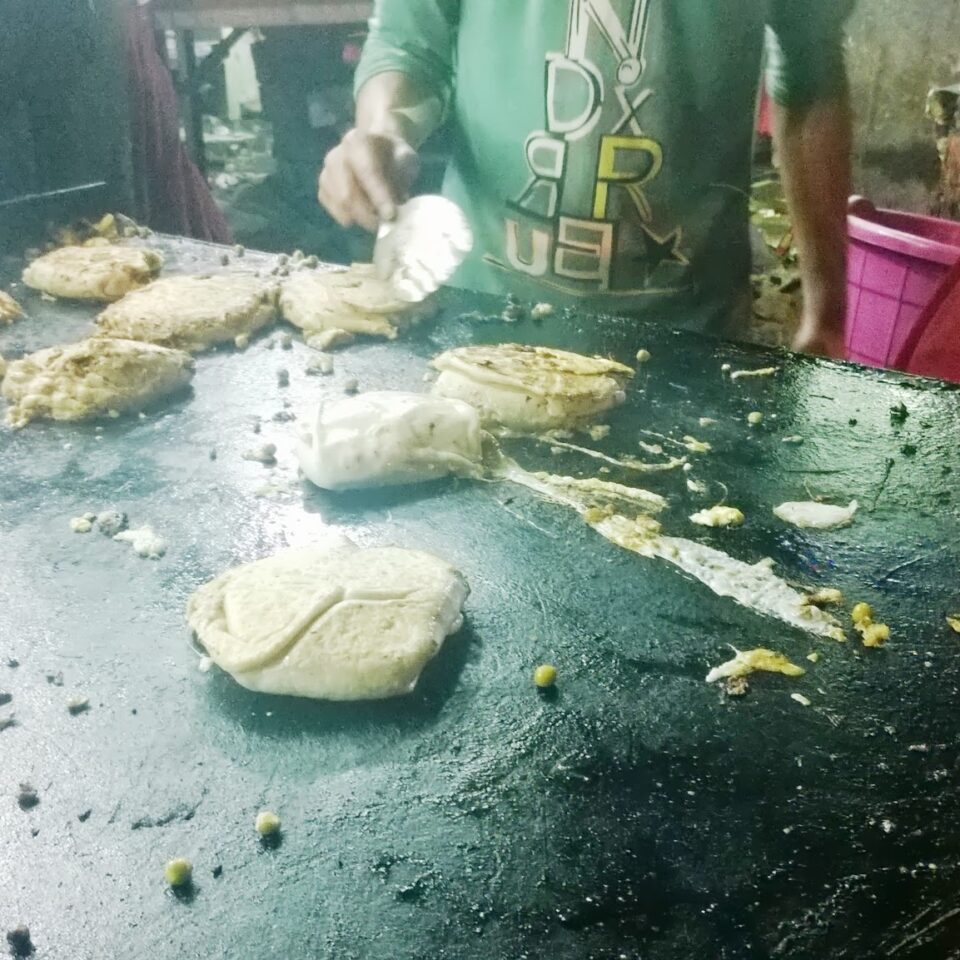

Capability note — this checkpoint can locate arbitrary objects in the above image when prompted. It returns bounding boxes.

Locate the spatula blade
[373,195,473,303]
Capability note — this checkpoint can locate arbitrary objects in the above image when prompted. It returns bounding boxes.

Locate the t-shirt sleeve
[354,0,460,101]
[765,1,856,107]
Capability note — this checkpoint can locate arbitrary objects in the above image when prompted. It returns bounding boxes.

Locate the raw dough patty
[280,264,425,340]
[431,343,634,431]
[296,391,483,490]
[22,244,163,302]
[2,337,194,428]
[96,274,279,352]
[187,538,469,700]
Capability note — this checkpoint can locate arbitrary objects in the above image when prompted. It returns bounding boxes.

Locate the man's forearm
[356,70,444,149]
[774,93,852,346]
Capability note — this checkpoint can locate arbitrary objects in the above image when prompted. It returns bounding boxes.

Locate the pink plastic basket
[846,198,960,367]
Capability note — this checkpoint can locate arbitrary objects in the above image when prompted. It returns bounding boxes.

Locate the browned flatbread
[280,264,425,341]
[2,337,194,428]
[22,244,163,302]
[96,274,278,352]
[0,291,23,324]
[432,343,634,431]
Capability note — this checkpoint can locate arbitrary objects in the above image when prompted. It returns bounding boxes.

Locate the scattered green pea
[533,664,557,689]
[255,810,281,836]
[164,858,192,887]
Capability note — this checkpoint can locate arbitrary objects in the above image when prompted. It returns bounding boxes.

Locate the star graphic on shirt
[635,224,688,281]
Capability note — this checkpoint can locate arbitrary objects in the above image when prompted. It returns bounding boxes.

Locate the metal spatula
[373,195,473,303]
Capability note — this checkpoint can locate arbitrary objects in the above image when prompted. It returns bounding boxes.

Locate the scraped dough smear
[1,337,194,428]
[432,343,634,431]
[187,539,469,700]
[22,244,163,301]
[296,391,483,490]
[96,274,278,352]
[488,444,841,640]
[773,500,858,530]
[280,264,427,340]
[588,512,845,640]
[690,505,744,528]
[496,456,666,515]
[705,648,805,684]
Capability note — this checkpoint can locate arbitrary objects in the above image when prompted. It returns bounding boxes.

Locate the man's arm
[318,72,442,231]
[355,70,444,149]
[318,0,458,232]
[774,93,852,357]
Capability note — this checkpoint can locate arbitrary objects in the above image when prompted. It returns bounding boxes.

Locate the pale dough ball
[187,539,469,701]
[296,391,483,490]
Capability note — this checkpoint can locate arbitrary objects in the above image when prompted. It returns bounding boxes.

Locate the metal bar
[0,182,111,250]
[0,181,108,210]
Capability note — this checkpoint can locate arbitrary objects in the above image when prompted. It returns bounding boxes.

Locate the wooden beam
[153,1,372,30]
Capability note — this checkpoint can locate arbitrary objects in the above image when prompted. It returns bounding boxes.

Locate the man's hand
[318,130,419,233]
[321,71,441,232]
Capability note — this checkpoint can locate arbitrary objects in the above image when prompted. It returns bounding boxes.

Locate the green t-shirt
[356,0,853,333]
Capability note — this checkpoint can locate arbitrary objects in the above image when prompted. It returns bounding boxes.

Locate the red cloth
[896,257,960,383]
[756,87,773,138]
[126,5,232,243]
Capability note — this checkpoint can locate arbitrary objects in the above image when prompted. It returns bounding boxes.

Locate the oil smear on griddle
[496,454,844,642]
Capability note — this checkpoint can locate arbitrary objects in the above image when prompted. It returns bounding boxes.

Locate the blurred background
[2,0,959,353]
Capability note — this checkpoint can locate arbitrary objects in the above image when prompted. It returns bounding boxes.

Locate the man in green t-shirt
[319,0,854,356]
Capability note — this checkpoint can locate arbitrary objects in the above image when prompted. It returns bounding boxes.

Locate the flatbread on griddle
[96,274,279,352]
[1,337,194,429]
[22,244,163,302]
[279,264,424,340]
[431,343,634,431]
[187,539,469,700]
[0,291,23,324]
[296,391,483,490]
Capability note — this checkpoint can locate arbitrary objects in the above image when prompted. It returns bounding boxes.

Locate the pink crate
[845,198,960,368]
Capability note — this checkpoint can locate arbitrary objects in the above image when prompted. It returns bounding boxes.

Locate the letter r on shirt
[592,134,663,221]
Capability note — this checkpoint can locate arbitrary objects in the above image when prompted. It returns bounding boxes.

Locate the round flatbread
[279,264,421,339]
[0,291,23,324]
[431,343,634,431]
[22,244,163,302]
[2,337,194,429]
[96,274,279,352]
[187,539,469,700]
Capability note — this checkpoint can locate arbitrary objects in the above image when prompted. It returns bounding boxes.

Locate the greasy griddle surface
[1,237,959,960]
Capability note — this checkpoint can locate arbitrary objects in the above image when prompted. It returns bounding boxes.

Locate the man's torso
[444,0,768,332]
